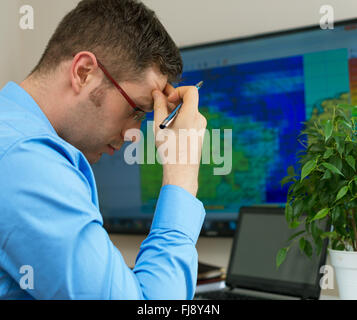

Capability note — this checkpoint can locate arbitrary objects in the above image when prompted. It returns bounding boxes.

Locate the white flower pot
[329,248,357,300]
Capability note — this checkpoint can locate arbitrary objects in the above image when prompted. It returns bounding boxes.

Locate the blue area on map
[180,55,306,204]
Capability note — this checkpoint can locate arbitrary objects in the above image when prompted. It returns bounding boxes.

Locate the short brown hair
[31,0,183,83]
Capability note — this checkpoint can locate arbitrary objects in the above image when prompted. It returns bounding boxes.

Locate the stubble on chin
[85,152,102,165]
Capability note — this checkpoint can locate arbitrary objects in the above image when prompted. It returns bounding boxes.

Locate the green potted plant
[276,104,357,299]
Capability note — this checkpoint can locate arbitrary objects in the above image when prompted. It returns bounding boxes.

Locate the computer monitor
[92,18,357,236]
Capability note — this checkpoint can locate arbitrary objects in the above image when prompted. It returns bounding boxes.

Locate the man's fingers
[164,83,176,100]
[173,86,199,118]
[164,83,195,112]
[164,84,181,112]
[152,89,169,123]
[154,85,200,129]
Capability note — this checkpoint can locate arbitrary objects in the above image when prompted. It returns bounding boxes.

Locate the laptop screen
[226,207,328,298]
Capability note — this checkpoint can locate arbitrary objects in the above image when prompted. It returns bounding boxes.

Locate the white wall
[17,0,80,80]
[143,0,357,47]
[0,0,81,87]
[0,1,22,85]
[1,0,357,87]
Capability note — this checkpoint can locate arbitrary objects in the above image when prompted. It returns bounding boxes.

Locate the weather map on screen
[92,21,357,235]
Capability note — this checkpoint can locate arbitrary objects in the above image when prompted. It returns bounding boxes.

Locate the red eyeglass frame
[96,59,146,114]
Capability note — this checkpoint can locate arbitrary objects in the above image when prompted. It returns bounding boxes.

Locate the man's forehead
[136,69,168,112]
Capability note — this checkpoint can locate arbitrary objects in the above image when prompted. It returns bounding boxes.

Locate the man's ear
[71,51,99,94]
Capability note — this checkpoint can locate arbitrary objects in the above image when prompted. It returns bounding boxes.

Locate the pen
[159,81,204,129]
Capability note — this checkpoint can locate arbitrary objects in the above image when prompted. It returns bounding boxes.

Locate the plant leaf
[321,170,332,180]
[280,176,293,187]
[324,120,333,141]
[339,119,352,130]
[346,142,354,155]
[287,166,295,177]
[293,199,304,218]
[276,248,288,268]
[329,156,342,171]
[285,204,293,222]
[321,231,337,240]
[321,162,344,177]
[346,155,356,171]
[335,137,345,157]
[311,208,329,222]
[299,237,306,254]
[323,148,334,159]
[289,220,300,229]
[315,237,323,256]
[336,186,349,202]
[287,230,305,242]
[300,159,317,182]
[303,240,313,258]
[331,206,341,223]
[311,221,323,243]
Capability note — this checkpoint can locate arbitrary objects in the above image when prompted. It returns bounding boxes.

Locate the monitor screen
[92,19,357,236]
[230,212,320,284]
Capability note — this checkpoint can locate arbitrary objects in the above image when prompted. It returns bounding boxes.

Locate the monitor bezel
[180,18,357,53]
[225,206,329,300]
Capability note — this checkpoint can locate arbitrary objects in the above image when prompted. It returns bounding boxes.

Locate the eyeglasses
[96,59,147,121]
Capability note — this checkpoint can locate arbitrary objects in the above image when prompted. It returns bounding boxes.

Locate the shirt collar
[0,81,58,136]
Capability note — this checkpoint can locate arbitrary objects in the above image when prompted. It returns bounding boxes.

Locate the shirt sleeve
[0,136,206,300]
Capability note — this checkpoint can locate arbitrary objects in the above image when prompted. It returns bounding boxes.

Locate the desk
[109,234,340,299]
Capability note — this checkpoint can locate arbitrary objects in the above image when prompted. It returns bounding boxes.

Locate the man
[0,0,207,299]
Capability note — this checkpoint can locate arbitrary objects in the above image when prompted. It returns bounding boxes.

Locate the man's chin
[86,153,102,165]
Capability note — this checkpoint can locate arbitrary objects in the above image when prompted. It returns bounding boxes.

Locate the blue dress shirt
[0,82,206,300]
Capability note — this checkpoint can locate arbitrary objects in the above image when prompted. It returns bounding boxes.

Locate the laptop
[195,206,329,300]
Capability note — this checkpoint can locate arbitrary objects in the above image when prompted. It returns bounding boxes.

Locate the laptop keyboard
[195,290,269,300]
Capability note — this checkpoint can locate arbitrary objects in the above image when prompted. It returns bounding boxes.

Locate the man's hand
[152,84,207,197]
